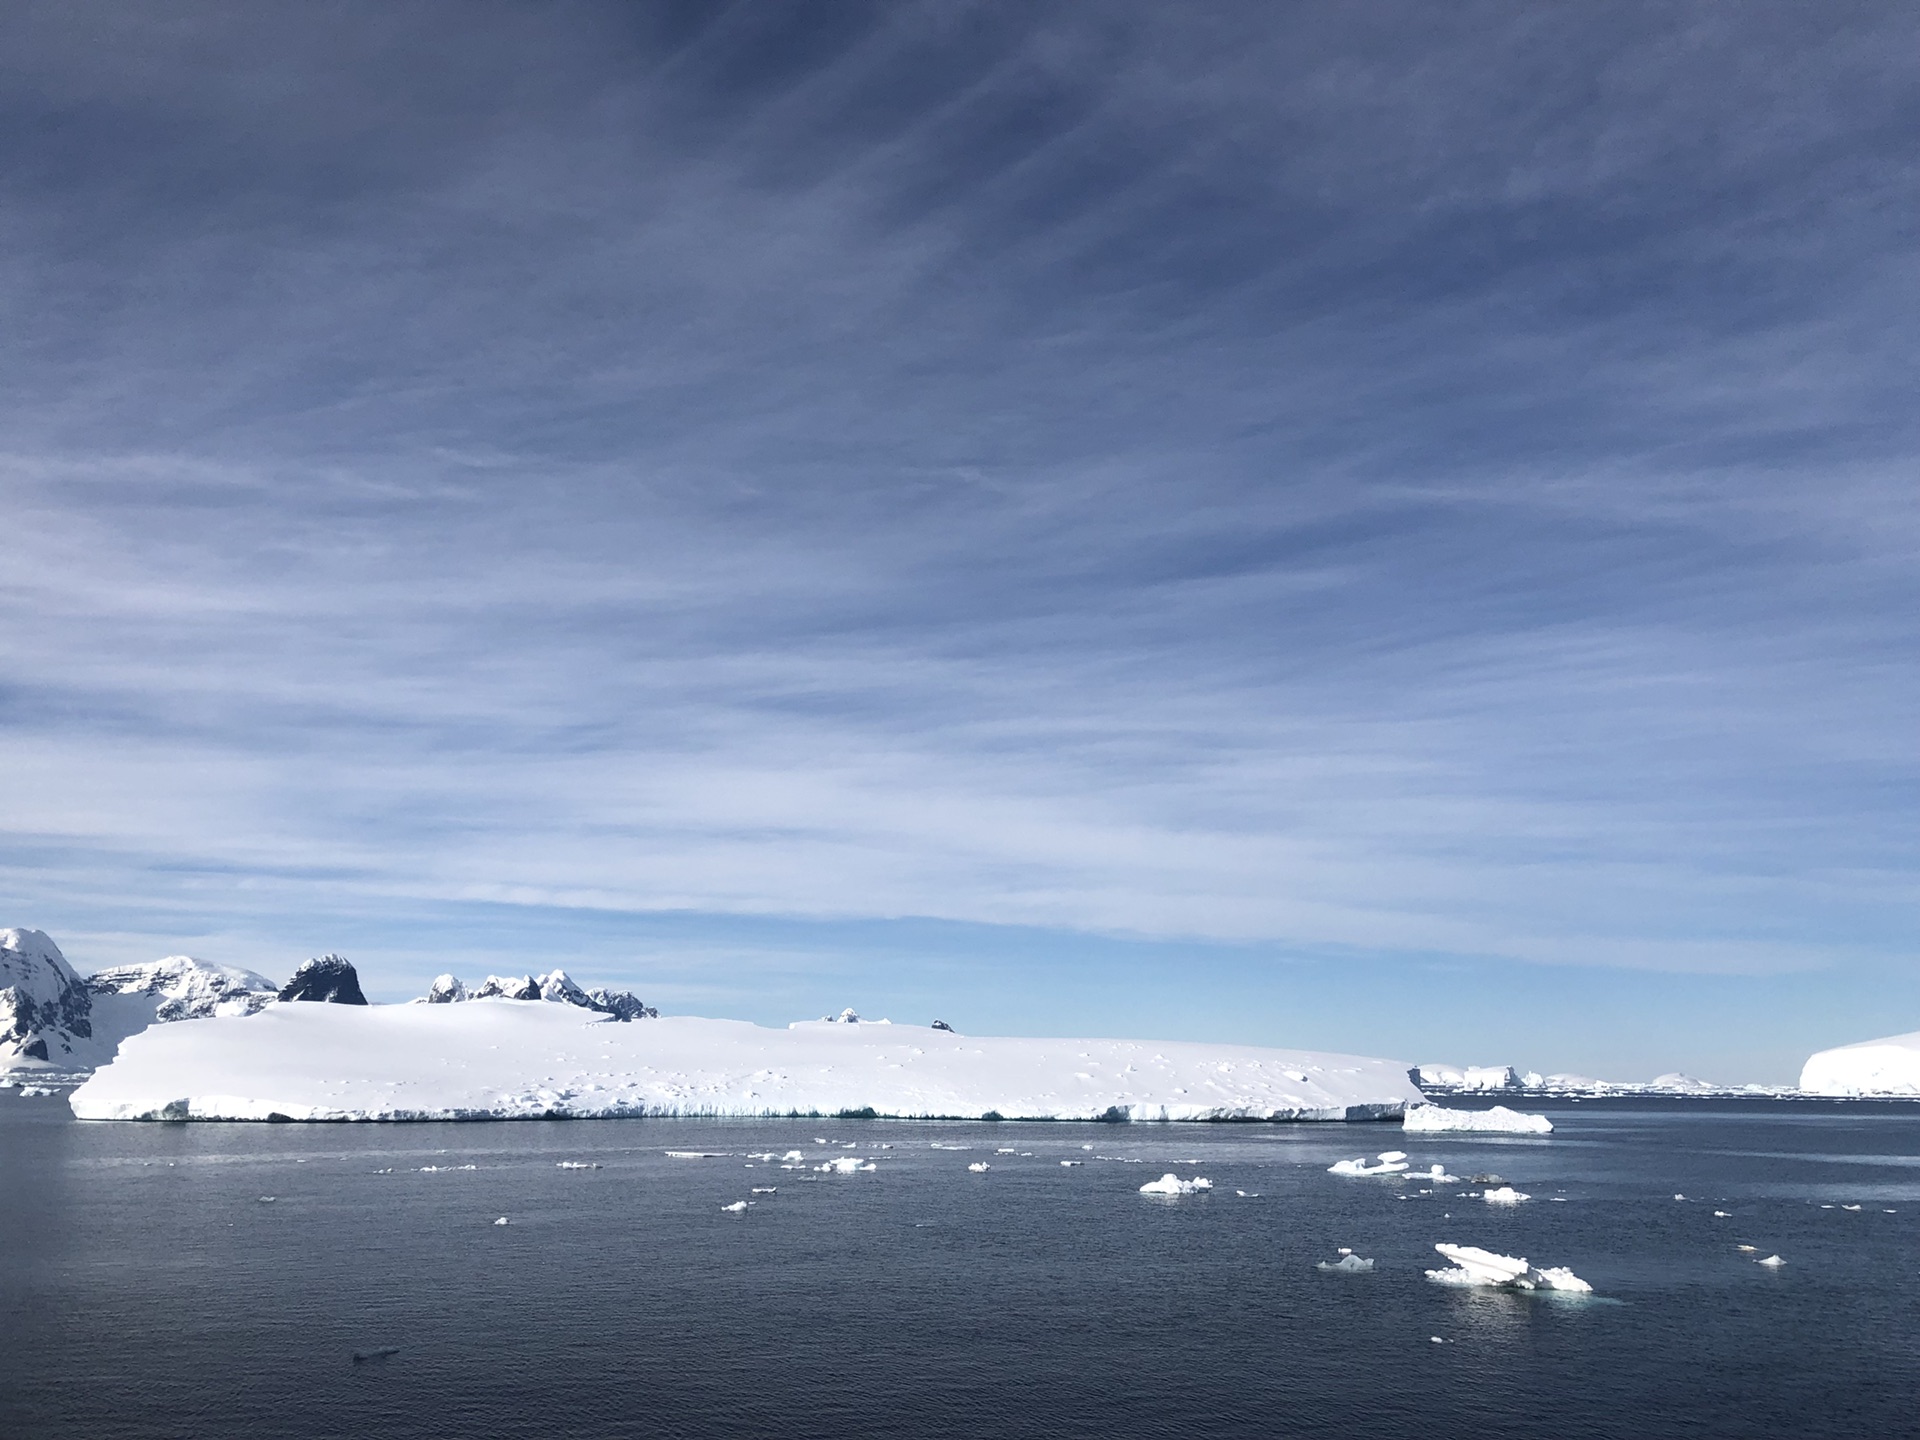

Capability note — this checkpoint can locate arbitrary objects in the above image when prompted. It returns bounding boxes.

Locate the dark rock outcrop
[429,969,655,1019]
[278,955,368,1005]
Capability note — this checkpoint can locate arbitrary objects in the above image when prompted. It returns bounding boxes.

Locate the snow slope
[1800,1030,1920,1097]
[68,1001,1422,1122]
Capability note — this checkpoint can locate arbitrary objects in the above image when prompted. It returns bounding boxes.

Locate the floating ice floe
[1419,1163,1461,1183]
[556,1161,600,1170]
[492,1216,509,1226]
[967,1161,991,1173]
[1404,1104,1553,1135]
[1483,1186,1531,1205]
[1425,1243,1591,1292]
[751,1186,777,1194]
[1329,1150,1410,1177]
[258,1195,275,1203]
[1316,1248,1375,1273]
[1757,1254,1785,1267]
[1060,1160,1082,1166]
[720,1200,748,1213]
[418,1164,477,1173]
[817,1156,876,1174]
[1138,1172,1212,1196]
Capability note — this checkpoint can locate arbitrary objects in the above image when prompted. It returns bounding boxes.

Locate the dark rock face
[931,1019,954,1032]
[583,986,657,1021]
[278,955,368,1005]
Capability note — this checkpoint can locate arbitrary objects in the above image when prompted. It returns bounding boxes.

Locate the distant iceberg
[1405,1103,1553,1135]
[1139,1173,1212,1196]
[1799,1030,1920,1097]
[68,1001,1424,1122]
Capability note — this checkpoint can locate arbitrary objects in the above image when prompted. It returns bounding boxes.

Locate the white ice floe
[492,1217,509,1226]
[819,1156,876,1174]
[967,1161,991,1173]
[720,1200,749,1213]
[750,1187,776,1194]
[556,1161,601,1170]
[1419,1163,1461,1183]
[1425,1243,1591,1292]
[1316,1249,1375,1273]
[1404,1103,1553,1135]
[1138,1172,1212,1196]
[1328,1150,1411,1177]
[1758,1254,1785,1267]
[1482,1186,1530,1204]
[1800,1028,1920,1097]
[66,1001,1424,1122]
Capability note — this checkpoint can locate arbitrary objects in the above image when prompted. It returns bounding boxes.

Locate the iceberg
[1482,1186,1531,1204]
[1425,1243,1591,1292]
[1328,1150,1411,1177]
[1800,1030,1920,1097]
[1404,1104,1552,1135]
[68,1000,1424,1123]
[1138,1173,1212,1196]
[1315,1249,1374,1273]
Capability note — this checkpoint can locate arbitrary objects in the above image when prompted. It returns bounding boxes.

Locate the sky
[1,1,1915,1083]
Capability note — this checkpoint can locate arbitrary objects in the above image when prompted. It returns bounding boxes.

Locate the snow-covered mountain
[278,955,367,1004]
[85,956,280,1065]
[1800,1030,1920,1097]
[1,928,94,1066]
[69,1001,1423,1122]
[421,969,656,1020]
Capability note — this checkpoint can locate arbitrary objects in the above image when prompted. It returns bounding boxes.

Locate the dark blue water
[4,1095,1918,1439]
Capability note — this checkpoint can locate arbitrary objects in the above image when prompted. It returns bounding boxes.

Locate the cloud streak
[1,3,1915,1075]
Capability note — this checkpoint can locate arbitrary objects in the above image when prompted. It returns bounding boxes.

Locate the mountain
[423,969,656,1020]
[278,955,368,1004]
[1,928,94,1066]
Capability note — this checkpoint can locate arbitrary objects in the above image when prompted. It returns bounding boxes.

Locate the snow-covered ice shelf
[67,1000,1423,1123]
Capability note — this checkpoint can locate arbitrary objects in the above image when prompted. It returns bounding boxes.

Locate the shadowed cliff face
[277,955,368,1005]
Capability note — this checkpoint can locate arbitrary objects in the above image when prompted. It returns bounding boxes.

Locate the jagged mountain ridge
[423,969,656,1020]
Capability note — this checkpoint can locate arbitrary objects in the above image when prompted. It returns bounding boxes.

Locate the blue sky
[2,2,1915,1082]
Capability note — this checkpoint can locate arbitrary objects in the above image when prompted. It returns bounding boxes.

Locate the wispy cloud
[1,3,1915,1075]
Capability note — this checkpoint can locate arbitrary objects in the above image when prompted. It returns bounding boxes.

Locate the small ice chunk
[1138,1173,1212,1196]
[1674,1193,1686,1201]
[556,1161,601,1170]
[1316,1253,1375,1273]
[1060,1160,1083,1167]
[1483,1186,1531,1205]
[1426,1243,1590,1292]
[968,1162,991,1173]
[782,1150,804,1161]
[1422,1163,1461,1183]
[720,1201,748,1213]
[1736,1244,1758,1253]
[1329,1152,1411,1177]
[1713,1209,1731,1217]
[492,1217,509,1226]
[751,1187,777,1194]
[1757,1254,1785,1267]
[1842,1204,1863,1212]
[258,1196,276,1203]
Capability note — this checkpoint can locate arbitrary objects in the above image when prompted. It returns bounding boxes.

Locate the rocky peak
[278,955,368,1005]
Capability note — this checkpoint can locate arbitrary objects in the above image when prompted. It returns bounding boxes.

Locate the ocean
[3,1095,1916,1438]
